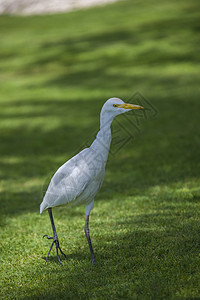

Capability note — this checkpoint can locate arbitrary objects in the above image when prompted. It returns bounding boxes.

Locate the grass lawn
[1,0,200,299]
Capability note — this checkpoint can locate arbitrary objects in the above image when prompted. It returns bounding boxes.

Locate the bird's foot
[43,234,66,264]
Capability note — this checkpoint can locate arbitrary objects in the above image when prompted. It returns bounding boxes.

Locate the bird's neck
[100,111,114,130]
[90,113,113,160]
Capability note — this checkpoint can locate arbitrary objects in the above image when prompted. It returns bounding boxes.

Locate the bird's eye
[113,104,118,107]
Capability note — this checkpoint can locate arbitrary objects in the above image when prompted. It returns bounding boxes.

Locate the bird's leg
[84,215,95,265]
[43,208,66,264]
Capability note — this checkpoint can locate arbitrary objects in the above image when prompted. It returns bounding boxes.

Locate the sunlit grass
[0,0,200,299]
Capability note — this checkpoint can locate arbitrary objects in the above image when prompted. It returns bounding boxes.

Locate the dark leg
[43,208,66,264]
[84,215,95,265]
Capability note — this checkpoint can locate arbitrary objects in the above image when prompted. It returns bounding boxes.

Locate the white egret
[40,98,144,264]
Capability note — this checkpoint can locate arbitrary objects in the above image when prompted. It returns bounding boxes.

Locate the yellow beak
[117,103,144,110]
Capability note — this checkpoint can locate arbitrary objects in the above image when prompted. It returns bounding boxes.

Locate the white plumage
[40,97,143,264]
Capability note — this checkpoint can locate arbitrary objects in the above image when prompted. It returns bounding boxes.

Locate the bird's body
[40,116,111,216]
[40,98,143,264]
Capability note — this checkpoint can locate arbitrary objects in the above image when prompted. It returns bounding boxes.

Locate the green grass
[1,0,200,299]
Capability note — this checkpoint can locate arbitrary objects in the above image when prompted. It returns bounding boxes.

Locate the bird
[40,97,144,264]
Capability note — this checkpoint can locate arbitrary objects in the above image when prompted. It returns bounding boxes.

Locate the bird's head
[100,97,144,128]
[101,97,143,117]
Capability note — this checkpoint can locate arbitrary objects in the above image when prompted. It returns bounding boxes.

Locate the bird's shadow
[42,252,86,264]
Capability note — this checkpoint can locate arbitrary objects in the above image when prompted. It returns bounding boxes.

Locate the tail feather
[40,201,48,214]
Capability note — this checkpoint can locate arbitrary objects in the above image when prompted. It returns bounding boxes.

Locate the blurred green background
[1,0,200,299]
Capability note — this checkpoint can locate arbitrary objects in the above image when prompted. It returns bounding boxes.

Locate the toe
[43,235,53,239]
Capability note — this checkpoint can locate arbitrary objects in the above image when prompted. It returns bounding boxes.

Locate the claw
[43,234,66,264]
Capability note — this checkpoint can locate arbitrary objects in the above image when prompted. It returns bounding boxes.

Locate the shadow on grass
[17,211,200,299]
[31,13,200,71]
[1,1,200,299]
[41,250,86,264]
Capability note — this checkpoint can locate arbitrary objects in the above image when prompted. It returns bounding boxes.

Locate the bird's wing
[40,148,105,212]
